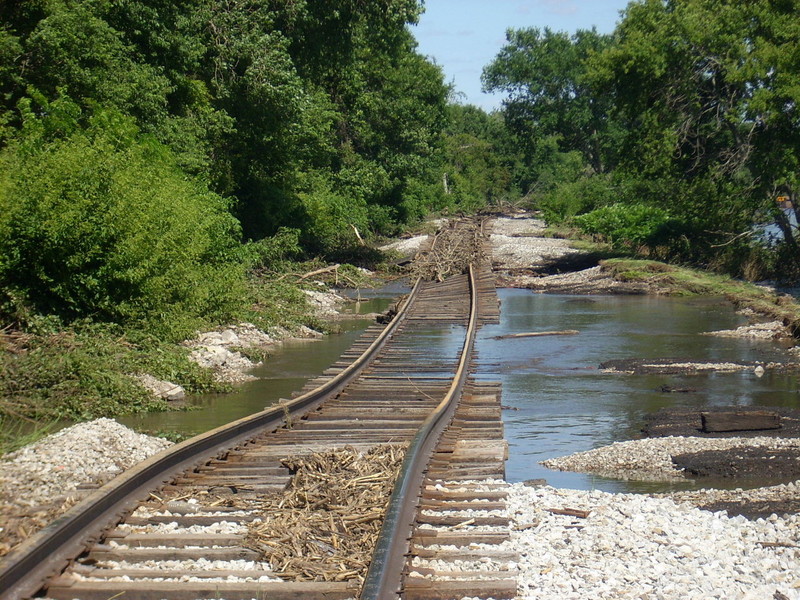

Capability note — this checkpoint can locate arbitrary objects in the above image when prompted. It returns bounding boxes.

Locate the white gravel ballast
[542,435,800,481]
[0,418,172,509]
[508,483,800,600]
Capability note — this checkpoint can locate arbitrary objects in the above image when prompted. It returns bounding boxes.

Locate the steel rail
[0,278,423,600]
[361,263,480,600]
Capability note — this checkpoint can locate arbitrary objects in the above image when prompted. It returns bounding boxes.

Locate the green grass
[0,267,343,455]
[601,258,800,335]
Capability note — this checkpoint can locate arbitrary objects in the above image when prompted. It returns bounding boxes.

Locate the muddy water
[118,295,398,437]
[123,286,798,494]
[478,289,798,493]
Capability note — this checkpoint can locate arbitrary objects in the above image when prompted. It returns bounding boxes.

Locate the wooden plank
[417,500,506,511]
[422,489,508,501]
[46,580,357,600]
[66,568,277,580]
[402,576,517,600]
[411,548,519,561]
[126,514,260,526]
[87,545,261,562]
[109,533,245,548]
[415,514,509,527]
[701,410,781,432]
[412,531,509,546]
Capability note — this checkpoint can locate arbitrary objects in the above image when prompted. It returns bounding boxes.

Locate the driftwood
[299,264,341,280]
[493,330,579,340]
[349,224,365,246]
[547,508,590,519]
[701,410,781,433]
[660,385,697,393]
[410,219,486,282]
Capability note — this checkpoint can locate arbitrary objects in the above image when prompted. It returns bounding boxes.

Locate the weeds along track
[0,219,513,600]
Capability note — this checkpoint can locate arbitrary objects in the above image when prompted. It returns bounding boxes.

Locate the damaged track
[0,220,510,600]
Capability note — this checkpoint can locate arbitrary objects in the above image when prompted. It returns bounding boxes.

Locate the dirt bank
[644,406,800,439]
[489,215,666,294]
[645,407,800,518]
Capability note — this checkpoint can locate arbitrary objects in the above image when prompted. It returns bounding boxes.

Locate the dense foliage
[0,99,247,325]
[0,0,458,329]
[0,1,471,443]
[484,0,800,280]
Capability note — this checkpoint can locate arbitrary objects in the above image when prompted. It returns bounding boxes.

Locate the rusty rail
[361,264,480,600]
[0,279,423,600]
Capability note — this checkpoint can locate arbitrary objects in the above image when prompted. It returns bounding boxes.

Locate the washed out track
[0,221,516,600]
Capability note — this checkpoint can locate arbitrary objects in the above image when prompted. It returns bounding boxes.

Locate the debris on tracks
[411,219,487,282]
[245,444,405,583]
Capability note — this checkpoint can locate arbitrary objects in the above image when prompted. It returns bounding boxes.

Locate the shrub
[297,176,370,254]
[0,107,248,328]
[536,174,617,223]
[573,203,672,250]
[243,227,302,271]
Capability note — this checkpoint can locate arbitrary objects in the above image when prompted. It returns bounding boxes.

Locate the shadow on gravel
[696,496,800,520]
[531,251,611,275]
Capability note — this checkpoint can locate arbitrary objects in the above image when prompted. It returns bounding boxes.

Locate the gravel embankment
[0,419,172,556]
[542,436,800,482]
[508,483,800,600]
[490,215,580,269]
[0,418,172,509]
[489,214,648,293]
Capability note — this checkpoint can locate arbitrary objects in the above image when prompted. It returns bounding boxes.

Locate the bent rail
[0,279,422,600]
[361,264,480,600]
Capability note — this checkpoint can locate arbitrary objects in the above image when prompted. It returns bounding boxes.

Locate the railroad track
[0,220,516,600]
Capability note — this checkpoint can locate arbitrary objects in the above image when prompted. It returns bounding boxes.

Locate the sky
[412,0,632,111]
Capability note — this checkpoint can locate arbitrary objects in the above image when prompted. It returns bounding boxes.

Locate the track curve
[0,219,508,600]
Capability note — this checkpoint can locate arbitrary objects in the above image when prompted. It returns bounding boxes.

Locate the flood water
[118,294,397,437]
[123,286,799,494]
[478,289,798,493]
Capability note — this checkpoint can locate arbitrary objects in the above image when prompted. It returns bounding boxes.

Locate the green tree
[440,104,518,209]
[589,0,800,272]
[483,27,616,176]
[0,101,247,325]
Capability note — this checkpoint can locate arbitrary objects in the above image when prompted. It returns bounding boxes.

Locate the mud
[673,447,800,479]
[688,495,800,520]
[643,406,800,439]
[644,407,800,517]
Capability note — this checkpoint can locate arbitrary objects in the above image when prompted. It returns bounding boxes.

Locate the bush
[573,203,672,250]
[0,107,248,328]
[536,174,617,223]
[243,227,302,271]
[297,176,370,254]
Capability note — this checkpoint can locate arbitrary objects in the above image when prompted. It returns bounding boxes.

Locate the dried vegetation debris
[244,444,405,583]
[410,219,487,282]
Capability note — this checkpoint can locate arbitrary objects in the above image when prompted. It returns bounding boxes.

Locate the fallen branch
[299,264,340,280]
[547,508,591,519]
[494,330,579,340]
[350,224,365,246]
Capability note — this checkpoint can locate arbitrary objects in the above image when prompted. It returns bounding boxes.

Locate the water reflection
[477,289,799,492]
[119,296,397,437]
